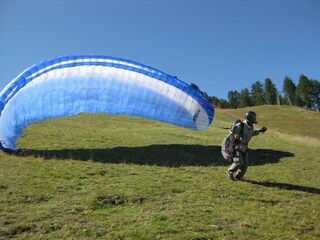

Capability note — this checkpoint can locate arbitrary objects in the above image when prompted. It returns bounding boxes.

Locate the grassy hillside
[0,106,319,239]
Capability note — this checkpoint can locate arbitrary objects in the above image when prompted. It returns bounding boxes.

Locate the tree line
[192,74,320,111]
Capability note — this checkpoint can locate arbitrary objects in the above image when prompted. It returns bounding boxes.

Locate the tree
[309,79,320,111]
[190,83,201,92]
[294,93,304,107]
[251,81,265,106]
[228,90,240,108]
[209,96,220,106]
[278,92,288,105]
[296,74,312,108]
[283,76,296,105]
[190,83,209,99]
[239,88,251,107]
[264,78,277,105]
[218,99,229,109]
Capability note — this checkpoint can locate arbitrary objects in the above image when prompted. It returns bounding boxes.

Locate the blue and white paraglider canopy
[0,55,214,152]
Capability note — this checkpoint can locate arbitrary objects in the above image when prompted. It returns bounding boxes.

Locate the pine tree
[209,96,220,107]
[239,88,251,107]
[251,81,265,106]
[190,83,209,99]
[264,78,277,105]
[309,79,320,111]
[296,74,312,108]
[218,99,229,109]
[282,76,296,105]
[278,92,288,105]
[228,90,240,109]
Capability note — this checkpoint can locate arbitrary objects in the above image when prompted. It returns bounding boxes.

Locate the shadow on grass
[21,145,294,167]
[244,179,320,195]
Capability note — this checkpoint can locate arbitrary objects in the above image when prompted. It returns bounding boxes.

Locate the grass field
[0,105,319,239]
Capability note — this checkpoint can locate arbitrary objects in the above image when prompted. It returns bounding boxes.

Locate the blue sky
[0,0,319,99]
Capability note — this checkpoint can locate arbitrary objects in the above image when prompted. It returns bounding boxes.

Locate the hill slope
[0,106,319,239]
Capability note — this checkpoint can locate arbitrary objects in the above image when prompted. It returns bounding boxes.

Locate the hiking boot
[235,176,243,181]
[226,171,235,181]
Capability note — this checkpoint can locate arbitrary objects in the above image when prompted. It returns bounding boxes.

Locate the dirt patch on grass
[92,194,146,209]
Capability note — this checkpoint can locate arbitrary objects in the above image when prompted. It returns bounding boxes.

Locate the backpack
[221,120,244,162]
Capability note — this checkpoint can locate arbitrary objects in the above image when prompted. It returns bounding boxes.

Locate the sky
[0,0,319,99]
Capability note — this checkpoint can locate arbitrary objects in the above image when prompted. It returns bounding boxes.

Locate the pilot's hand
[260,127,267,133]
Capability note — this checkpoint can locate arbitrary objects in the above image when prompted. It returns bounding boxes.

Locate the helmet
[245,111,257,124]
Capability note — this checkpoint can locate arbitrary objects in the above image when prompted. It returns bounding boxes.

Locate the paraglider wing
[0,55,214,152]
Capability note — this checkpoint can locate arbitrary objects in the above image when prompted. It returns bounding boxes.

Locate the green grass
[0,106,319,239]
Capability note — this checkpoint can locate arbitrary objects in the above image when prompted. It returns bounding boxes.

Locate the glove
[260,127,267,133]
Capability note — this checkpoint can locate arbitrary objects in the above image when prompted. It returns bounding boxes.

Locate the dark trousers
[228,150,248,179]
